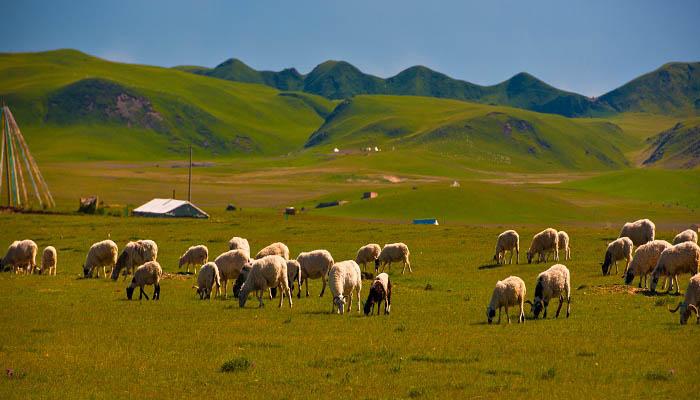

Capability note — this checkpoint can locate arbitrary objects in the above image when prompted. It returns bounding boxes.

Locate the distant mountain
[642,118,700,168]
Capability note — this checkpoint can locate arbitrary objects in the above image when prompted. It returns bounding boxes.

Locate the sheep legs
[139,286,150,300]
[319,276,327,297]
[401,258,412,274]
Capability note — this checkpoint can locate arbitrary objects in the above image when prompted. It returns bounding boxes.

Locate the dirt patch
[580,284,643,295]
[162,272,193,281]
[383,175,405,183]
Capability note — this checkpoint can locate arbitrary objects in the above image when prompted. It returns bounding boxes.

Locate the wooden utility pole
[188,145,192,202]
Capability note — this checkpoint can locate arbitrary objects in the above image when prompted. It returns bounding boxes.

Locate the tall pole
[188,145,192,202]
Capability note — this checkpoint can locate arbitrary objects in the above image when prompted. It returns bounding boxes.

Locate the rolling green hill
[641,117,700,168]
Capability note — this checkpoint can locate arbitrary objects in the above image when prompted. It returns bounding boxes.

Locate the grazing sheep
[668,273,700,325]
[526,264,571,319]
[232,265,251,299]
[355,243,381,271]
[493,230,519,265]
[40,246,57,276]
[0,240,38,274]
[194,262,221,300]
[526,229,559,264]
[673,229,698,245]
[255,242,290,260]
[126,261,162,301]
[286,260,302,294]
[297,249,335,298]
[329,260,362,315]
[228,237,251,258]
[238,255,292,308]
[601,237,634,276]
[214,249,249,298]
[178,245,209,274]
[363,272,391,316]
[650,241,700,294]
[83,240,118,279]
[624,240,672,288]
[111,240,158,280]
[486,276,526,324]
[619,219,655,246]
[375,243,412,274]
[557,231,571,261]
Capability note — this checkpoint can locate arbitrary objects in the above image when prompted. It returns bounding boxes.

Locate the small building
[362,192,378,200]
[413,218,439,225]
[316,200,349,209]
[285,207,297,215]
[132,198,209,219]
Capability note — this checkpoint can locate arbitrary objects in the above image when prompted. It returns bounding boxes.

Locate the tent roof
[133,198,208,218]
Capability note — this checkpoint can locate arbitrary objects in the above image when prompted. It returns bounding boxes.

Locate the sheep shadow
[478,263,505,270]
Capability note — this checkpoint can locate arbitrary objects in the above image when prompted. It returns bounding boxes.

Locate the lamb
[178,245,209,274]
[363,272,391,316]
[228,237,251,258]
[214,249,249,298]
[526,264,571,319]
[40,246,57,276]
[624,240,672,288]
[619,218,655,246]
[486,276,526,324]
[0,240,38,274]
[83,240,118,278]
[255,242,290,260]
[375,243,412,274]
[355,243,381,271]
[526,228,558,264]
[601,237,634,276]
[297,249,335,298]
[557,231,571,261]
[126,261,162,300]
[493,230,519,265]
[193,262,221,300]
[673,229,698,245]
[238,255,292,308]
[668,273,700,325]
[329,260,362,315]
[650,241,700,294]
[110,240,158,280]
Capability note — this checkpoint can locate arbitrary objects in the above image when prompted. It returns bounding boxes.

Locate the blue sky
[2,0,699,96]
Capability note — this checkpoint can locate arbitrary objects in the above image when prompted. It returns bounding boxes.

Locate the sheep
[83,240,118,278]
[40,246,57,276]
[375,243,412,274]
[178,245,209,274]
[126,261,162,300]
[619,219,655,246]
[110,240,158,280]
[193,262,221,300]
[673,229,698,245]
[228,236,251,258]
[650,241,700,294]
[255,242,290,260]
[232,265,251,299]
[355,243,381,271]
[624,240,672,288]
[668,273,700,325]
[526,228,558,264]
[526,264,571,319]
[297,249,335,298]
[329,260,362,315]
[557,231,571,261]
[238,255,292,308]
[214,249,249,298]
[601,237,634,276]
[363,272,391,316]
[286,260,302,295]
[0,240,38,274]
[486,276,526,324]
[493,230,519,265]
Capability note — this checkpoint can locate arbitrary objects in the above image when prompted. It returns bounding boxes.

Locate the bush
[220,357,251,373]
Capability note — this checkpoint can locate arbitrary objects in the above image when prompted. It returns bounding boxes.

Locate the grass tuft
[540,367,556,380]
[220,357,252,373]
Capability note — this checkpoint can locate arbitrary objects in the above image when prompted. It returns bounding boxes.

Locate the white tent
[132,198,209,219]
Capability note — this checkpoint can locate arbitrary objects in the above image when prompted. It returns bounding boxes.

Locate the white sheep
[238,255,292,308]
[375,243,412,274]
[296,249,335,298]
[486,276,526,324]
[355,243,381,271]
[329,260,362,315]
[255,242,290,260]
[650,241,700,294]
[624,240,672,288]
[214,249,249,298]
[493,230,519,265]
[111,240,158,280]
[526,264,571,319]
[668,273,700,324]
[178,245,209,274]
[557,231,571,261]
[126,261,162,300]
[228,236,251,258]
[194,262,221,300]
[83,240,118,278]
[40,246,57,276]
[673,229,698,245]
[0,240,38,274]
[364,272,391,315]
[601,237,634,276]
[526,228,559,264]
[619,219,655,246]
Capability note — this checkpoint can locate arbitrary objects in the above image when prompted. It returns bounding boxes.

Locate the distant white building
[132,198,209,219]
[333,147,340,153]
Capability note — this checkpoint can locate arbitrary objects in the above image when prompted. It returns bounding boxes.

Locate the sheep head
[486,307,496,324]
[624,268,635,285]
[126,285,135,300]
[669,302,691,325]
[601,251,612,275]
[238,283,250,308]
[526,251,534,264]
[82,265,91,278]
[334,295,346,315]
